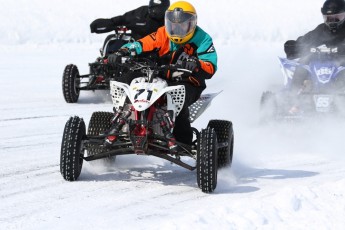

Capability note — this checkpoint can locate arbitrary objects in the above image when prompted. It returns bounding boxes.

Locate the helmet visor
[165,10,197,37]
[323,12,345,23]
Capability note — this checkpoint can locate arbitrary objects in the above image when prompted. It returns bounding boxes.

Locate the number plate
[313,95,333,112]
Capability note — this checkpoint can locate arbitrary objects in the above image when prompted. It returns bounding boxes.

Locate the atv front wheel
[260,91,277,121]
[62,64,80,103]
[197,127,218,193]
[87,111,116,165]
[207,120,234,168]
[60,116,86,181]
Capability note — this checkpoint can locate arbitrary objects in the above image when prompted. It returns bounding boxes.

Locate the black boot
[173,108,193,146]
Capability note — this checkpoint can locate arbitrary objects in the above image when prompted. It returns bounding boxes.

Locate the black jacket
[284,23,345,59]
[90,6,164,40]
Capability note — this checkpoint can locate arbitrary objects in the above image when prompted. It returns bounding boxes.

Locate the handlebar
[160,64,193,74]
[118,57,191,73]
[112,57,192,82]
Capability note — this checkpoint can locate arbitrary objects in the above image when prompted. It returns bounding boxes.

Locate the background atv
[62,26,133,103]
[60,58,234,193]
[260,45,345,121]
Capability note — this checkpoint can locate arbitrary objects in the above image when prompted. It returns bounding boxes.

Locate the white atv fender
[110,78,185,118]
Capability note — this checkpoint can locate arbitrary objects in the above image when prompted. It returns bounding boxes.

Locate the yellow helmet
[165,1,197,44]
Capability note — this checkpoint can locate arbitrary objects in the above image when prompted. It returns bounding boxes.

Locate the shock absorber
[104,108,132,146]
[157,112,178,152]
[163,111,174,129]
[110,107,123,124]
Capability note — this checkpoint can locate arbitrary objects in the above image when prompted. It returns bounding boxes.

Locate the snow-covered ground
[2,0,345,229]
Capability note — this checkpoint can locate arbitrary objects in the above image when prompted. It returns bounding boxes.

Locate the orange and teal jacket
[122,26,217,89]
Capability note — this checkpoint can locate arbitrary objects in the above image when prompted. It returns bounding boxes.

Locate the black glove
[284,40,299,59]
[176,51,190,63]
[90,18,115,33]
[181,56,200,72]
[107,49,129,64]
[175,51,200,72]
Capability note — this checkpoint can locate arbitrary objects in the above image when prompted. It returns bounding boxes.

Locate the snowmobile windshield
[165,10,197,37]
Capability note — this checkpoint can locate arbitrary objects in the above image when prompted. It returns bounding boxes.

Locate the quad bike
[62,26,134,103]
[260,45,345,121]
[60,57,234,193]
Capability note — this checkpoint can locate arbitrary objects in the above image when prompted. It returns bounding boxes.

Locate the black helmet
[148,0,170,20]
[321,0,345,32]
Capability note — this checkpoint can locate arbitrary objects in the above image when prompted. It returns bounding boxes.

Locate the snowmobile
[62,26,134,103]
[60,57,234,193]
[260,45,345,121]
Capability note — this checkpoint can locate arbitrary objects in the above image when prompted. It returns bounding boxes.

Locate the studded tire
[197,127,218,193]
[87,111,115,165]
[207,120,234,168]
[60,116,86,181]
[62,64,80,103]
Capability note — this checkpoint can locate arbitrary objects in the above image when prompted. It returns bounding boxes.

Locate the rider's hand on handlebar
[176,51,200,72]
[108,48,129,64]
[181,56,200,72]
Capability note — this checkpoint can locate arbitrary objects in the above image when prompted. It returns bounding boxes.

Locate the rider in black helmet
[90,0,170,40]
[283,0,345,101]
[285,0,345,59]
[90,0,170,56]
[322,0,345,32]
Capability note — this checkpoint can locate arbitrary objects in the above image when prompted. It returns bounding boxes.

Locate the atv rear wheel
[60,116,86,181]
[207,120,234,168]
[197,127,218,193]
[87,111,116,165]
[62,64,80,103]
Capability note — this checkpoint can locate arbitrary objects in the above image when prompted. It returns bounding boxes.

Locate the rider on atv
[105,1,218,147]
[284,0,345,92]
[90,0,170,54]
[62,1,171,103]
